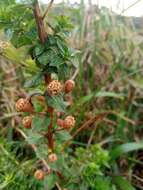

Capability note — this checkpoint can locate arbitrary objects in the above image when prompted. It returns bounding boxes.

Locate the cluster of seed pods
[15,79,75,180]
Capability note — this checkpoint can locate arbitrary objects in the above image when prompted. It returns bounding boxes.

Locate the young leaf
[113,176,135,190]
[24,72,43,88]
[44,173,57,189]
[33,43,45,57]
[55,130,72,143]
[32,115,50,132]
[37,51,49,66]
[45,94,68,112]
[26,131,42,144]
[111,142,143,160]
[36,143,48,159]
[95,91,125,100]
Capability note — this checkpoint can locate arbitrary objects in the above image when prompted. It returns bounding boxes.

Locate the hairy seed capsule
[15,98,33,112]
[22,116,32,129]
[47,80,62,96]
[34,170,45,180]
[64,116,75,129]
[64,80,75,93]
[48,153,58,163]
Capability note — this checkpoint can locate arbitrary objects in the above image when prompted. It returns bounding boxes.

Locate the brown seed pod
[64,80,75,93]
[34,169,45,180]
[57,119,64,128]
[47,80,62,96]
[22,116,32,129]
[15,98,33,112]
[64,116,75,129]
[48,153,58,163]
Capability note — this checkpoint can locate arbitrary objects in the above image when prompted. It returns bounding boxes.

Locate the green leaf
[44,173,57,189]
[24,72,43,88]
[36,46,64,68]
[0,0,15,6]
[37,51,49,66]
[26,131,42,144]
[49,54,63,67]
[111,142,143,159]
[32,115,50,132]
[33,43,45,57]
[55,130,72,143]
[58,63,69,79]
[86,176,115,190]
[45,94,68,112]
[11,32,33,48]
[36,143,48,159]
[114,176,135,190]
[95,91,125,100]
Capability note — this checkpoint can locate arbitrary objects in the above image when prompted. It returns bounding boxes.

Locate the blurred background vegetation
[1,0,143,189]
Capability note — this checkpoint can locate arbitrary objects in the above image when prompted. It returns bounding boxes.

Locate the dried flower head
[48,153,58,163]
[15,98,33,112]
[47,80,62,96]
[22,116,32,129]
[34,170,45,180]
[64,115,75,129]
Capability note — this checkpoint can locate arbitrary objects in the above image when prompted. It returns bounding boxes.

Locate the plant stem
[33,0,47,43]
[42,0,54,20]
[47,107,54,150]
[33,0,54,150]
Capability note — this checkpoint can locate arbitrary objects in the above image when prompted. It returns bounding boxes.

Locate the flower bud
[64,80,75,93]
[64,116,75,129]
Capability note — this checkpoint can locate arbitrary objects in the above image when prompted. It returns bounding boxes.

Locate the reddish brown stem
[45,76,54,150]
[33,0,47,43]
[33,0,54,150]
[44,74,51,84]
[47,107,54,150]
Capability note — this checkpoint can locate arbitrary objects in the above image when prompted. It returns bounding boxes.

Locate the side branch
[42,0,54,20]
[62,113,106,151]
